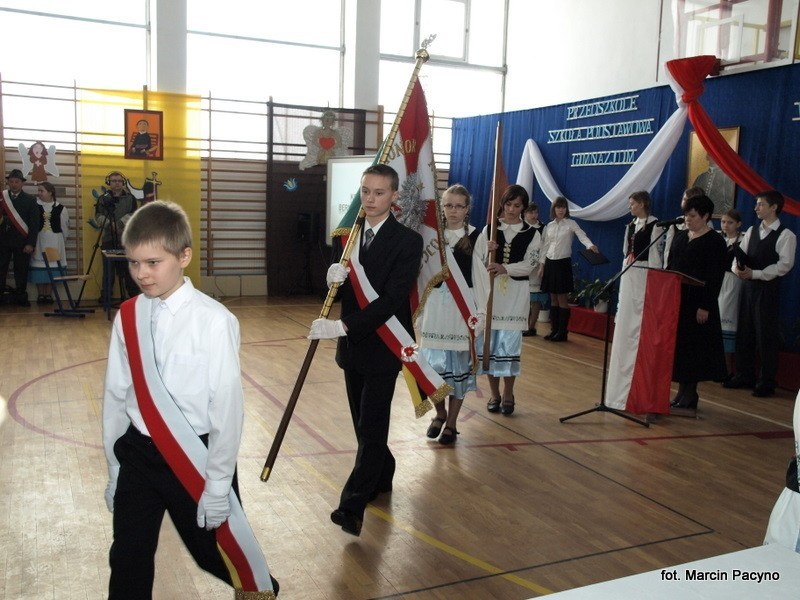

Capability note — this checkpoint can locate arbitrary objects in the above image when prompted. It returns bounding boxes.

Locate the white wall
[505,0,670,111]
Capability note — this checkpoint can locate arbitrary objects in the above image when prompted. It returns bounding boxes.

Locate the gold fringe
[427,382,453,405]
[412,265,449,322]
[331,226,353,239]
[415,398,434,419]
[235,588,277,600]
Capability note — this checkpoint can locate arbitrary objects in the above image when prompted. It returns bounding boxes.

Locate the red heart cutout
[319,137,336,150]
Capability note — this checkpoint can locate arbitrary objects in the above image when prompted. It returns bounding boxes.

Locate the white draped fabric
[515,81,689,222]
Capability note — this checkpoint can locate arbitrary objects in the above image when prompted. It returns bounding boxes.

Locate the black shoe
[330,509,362,536]
[669,390,685,408]
[722,375,756,389]
[674,391,698,409]
[752,384,775,398]
[549,329,568,342]
[270,575,280,596]
[426,417,445,439]
[486,398,501,413]
[500,396,515,415]
[15,296,30,307]
[439,426,458,445]
[522,328,537,337]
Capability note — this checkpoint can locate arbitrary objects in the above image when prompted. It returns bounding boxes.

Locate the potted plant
[575,278,612,313]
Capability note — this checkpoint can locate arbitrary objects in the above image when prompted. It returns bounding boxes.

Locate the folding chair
[41,247,95,318]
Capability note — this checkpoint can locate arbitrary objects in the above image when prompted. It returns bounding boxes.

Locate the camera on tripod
[100,193,118,212]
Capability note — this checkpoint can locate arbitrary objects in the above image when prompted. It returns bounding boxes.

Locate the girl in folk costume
[420,184,480,444]
[604,191,662,411]
[718,208,744,381]
[28,181,70,304]
[538,196,599,342]
[473,185,538,416]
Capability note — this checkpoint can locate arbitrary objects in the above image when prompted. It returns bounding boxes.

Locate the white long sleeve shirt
[102,277,244,492]
[539,217,594,263]
[732,218,796,281]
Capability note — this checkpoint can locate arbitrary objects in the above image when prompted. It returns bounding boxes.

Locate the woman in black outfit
[667,194,727,410]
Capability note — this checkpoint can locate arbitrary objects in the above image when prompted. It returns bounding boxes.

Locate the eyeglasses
[109,179,124,184]
[443,204,467,210]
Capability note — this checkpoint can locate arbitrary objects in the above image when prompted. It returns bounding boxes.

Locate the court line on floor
[372,530,716,599]
[291,455,555,597]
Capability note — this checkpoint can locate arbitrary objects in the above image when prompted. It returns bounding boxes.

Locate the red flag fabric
[666,56,799,216]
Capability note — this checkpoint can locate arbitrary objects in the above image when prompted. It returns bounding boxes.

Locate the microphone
[655,217,684,227]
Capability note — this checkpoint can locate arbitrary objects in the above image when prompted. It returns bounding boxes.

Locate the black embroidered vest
[626,219,657,263]
[495,223,536,281]
[38,203,64,234]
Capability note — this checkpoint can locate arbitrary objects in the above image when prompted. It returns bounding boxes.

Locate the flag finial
[417,34,436,61]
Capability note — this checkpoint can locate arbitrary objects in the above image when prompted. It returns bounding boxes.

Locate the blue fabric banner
[451,64,800,345]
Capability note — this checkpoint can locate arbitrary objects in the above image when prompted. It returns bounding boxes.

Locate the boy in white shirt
[102,200,277,598]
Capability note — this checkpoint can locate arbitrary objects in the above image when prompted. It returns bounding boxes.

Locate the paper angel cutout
[299,110,353,170]
[19,141,59,183]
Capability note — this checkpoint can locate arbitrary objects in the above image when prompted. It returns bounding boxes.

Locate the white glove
[474,313,486,336]
[197,489,231,530]
[105,478,117,513]
[308,318,347,339]
[326,263,350,288]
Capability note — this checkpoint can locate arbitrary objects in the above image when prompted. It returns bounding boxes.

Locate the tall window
[0,2,147,88]
[379,0,507,118]
[186,0,344,104]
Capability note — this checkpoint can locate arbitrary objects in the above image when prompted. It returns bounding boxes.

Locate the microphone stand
[559,223,672,428]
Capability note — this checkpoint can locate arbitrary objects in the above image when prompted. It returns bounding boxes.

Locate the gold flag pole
[261,36,436,482]
[482,121,504,371]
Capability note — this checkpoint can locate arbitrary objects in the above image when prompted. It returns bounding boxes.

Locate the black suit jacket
[1,190,39,248]
[334,214,423,375]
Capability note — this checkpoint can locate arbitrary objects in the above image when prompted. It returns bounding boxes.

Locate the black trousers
[735,279,780,387]
[0,244,31,295]
[108,426,237,600]
[339,368,397,517]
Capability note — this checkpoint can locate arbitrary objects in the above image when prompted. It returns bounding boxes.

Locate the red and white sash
[442,244,479,338]
[119,297,274,598]
[1,190,30,236]
[346,237,452,405]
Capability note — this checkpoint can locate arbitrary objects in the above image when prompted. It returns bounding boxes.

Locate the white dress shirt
[102,277,244,491]
[733,218,797,281]
[539,217,594,263]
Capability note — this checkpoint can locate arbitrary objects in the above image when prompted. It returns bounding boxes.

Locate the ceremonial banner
[606,269,681,415]
[333,79,479,415]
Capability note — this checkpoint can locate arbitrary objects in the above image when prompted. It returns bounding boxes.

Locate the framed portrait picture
[124,109,163,160]
[687,126,739,216]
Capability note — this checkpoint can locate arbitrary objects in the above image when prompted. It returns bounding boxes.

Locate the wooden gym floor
[0,296,795,599]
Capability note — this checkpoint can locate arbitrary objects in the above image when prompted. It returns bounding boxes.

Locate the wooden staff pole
[261,38,435,482]
[482,122,504,371]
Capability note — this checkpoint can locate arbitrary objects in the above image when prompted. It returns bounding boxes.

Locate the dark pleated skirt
[541,257,573,294]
